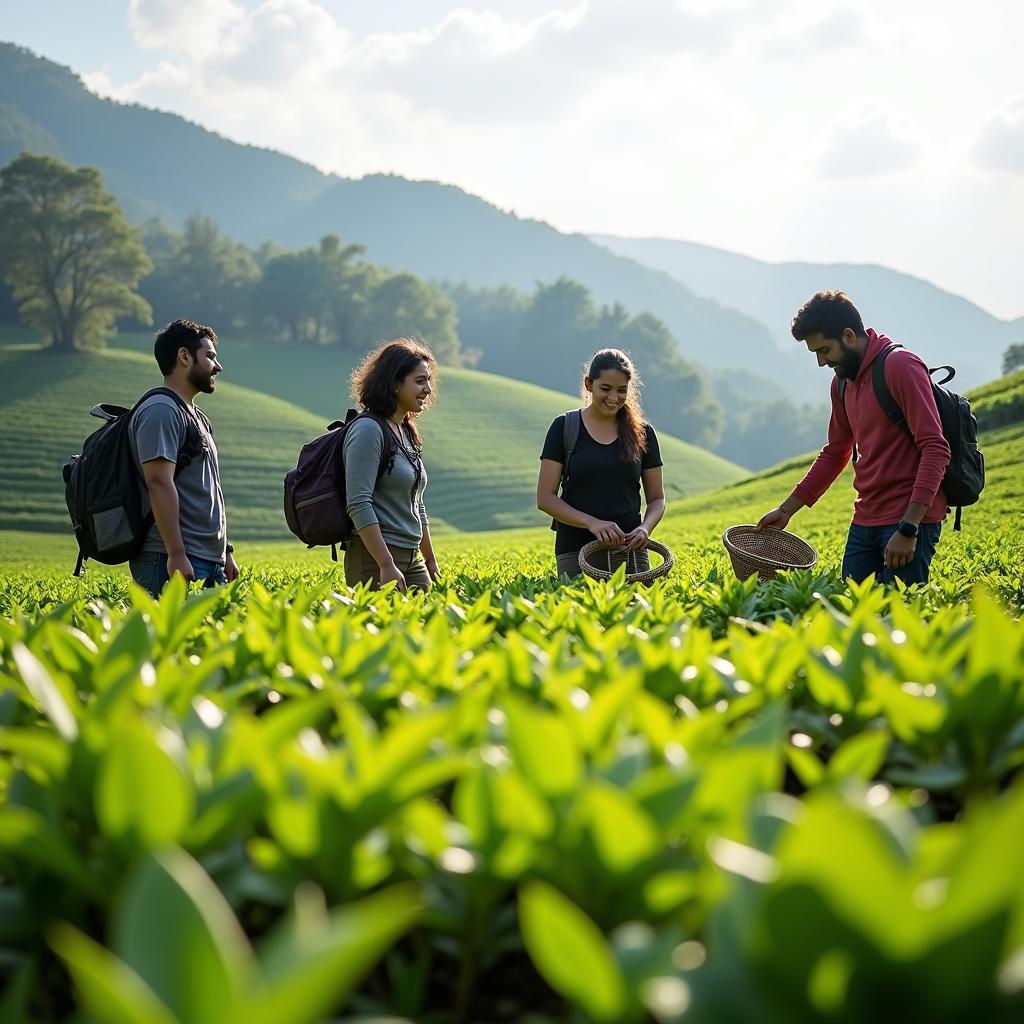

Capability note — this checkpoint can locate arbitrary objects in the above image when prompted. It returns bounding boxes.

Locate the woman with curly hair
[343,338,439,592]
[537,348,665,578]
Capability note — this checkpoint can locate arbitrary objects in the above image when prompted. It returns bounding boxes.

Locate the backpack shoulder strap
[350,411,396,482]
[871,345,913,439]
[133,387,204,473]
[561,409,582,487]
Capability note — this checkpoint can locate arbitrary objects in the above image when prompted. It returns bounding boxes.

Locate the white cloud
[817,101,924,178]
[973,96,1024,175]
[128,0,244,54]
[213,0,349,88]
[72,0,1024,318]
[102,0,759,126]
[803,6,871,50]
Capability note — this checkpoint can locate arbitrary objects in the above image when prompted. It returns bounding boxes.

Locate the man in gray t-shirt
[127,319,238,596]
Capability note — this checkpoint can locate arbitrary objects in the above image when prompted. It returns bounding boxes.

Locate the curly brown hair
[349,338,437,449]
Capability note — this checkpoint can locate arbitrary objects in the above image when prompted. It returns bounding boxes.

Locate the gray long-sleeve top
[343,416,428,549]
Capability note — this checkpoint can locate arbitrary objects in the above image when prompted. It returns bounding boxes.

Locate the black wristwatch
[226,543,235,554]
[897,521,918,539]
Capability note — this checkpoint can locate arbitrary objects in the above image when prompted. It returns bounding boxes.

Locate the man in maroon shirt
[757,290,950,585]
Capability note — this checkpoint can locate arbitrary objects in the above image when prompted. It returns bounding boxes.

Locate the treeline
[137,216,460,363]
[445,280,827,467]
[0,152,461,361]
[0,151,825,466]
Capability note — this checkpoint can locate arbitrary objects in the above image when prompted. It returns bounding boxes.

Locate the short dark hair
[154,320,217,375]
[791,291,865,342]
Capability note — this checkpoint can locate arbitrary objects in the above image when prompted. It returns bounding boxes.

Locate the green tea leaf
[505,698,581,797]
[96,720,194,848]
[828,729,890,783]
[0,805,103,900]
[52,924,179,1024]
[239,884,422,1024]
[11,642,78,740]
[113,849,255,1024]
[519,881,627,1021]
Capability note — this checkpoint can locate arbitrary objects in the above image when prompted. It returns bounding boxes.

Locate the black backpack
[283,410,396,559]
[838,345,985,530]
[63,388,205,576]
[549,409,582,532]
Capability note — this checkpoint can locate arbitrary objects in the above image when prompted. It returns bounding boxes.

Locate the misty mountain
[0,42,787,381]
[593,235,1024,397]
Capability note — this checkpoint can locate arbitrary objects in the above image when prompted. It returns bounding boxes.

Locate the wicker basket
[722,525,818,581]
[578,539,675,584]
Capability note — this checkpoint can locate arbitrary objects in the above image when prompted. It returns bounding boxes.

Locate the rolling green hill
[0,335,746,542]
[4,360,1020,577]
[0,345,342,541]
[107,332,745,524]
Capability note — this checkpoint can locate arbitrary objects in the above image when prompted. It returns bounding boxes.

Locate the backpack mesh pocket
[92,505,134,553]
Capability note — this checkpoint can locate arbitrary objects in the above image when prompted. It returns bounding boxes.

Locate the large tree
[0,152,151,349]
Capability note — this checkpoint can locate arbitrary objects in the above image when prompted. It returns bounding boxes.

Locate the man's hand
[225,550,240,582]
[166,551,195,582]
[884,531,917,569]
[379,561,408,592]
[624,526,650,551]
[756,507,792,531]
[425,557,441,582]
[588,518,627,545]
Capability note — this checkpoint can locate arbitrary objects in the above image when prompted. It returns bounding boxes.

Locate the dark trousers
[129,551,227,597]
[344,538,432,592]
[841,521,942,585]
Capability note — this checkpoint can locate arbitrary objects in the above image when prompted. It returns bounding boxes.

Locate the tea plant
[1,535,1023,1022]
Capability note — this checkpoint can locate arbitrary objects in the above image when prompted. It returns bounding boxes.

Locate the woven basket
[578,539,675,584]
[722,525,818,582]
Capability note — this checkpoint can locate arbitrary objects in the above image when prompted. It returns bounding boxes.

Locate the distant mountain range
[0,42,780,380]
[1,40,1018,404]
[592,236,1023,397]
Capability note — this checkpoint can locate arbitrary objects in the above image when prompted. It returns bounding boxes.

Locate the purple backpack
[283,410,394,559]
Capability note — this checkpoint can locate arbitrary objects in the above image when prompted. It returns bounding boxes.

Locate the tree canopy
[0,152,152,349]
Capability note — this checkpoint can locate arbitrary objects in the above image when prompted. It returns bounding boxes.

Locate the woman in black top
[537,348,665,578]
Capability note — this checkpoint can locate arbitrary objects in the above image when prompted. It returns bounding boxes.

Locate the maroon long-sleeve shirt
[794,329,950,526]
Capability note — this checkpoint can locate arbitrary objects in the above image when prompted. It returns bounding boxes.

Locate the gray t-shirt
[343,416,428,549]
[129,394,227,561]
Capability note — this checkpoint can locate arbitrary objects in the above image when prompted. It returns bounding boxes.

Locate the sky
[4,0,1023,319]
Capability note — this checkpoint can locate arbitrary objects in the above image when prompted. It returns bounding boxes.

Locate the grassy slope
[5,413,1020,577]
[0,344,346,541]
[107,332,746,523]
[0,330,746,544]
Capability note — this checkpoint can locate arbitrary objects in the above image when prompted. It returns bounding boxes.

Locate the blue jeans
[841,522,942,585]
[129,551,227,597]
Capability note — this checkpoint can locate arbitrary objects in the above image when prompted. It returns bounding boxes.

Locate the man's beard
[189,365,216,393]
[833,342,863,380]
